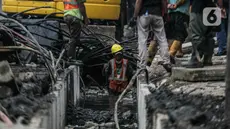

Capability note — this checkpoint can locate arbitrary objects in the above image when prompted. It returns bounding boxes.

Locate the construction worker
[132,0,172,72]
[63,0,88,61]
[104,44,134,95]
[184,0,216,68]
[167,0,190,58]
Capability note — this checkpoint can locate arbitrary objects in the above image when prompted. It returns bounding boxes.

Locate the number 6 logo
[203,7,221,26]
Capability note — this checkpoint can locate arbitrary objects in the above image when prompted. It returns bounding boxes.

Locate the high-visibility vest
[63,0,79,10]
[109,59,129,92]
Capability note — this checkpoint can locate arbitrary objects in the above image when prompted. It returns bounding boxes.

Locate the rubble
[0,66,54,125]
[146,85,226,129]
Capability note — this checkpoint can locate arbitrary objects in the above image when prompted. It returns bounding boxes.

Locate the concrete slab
[171,65,225,82]
[137,76,156,129]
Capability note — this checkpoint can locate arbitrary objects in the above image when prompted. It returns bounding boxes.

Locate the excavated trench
[66,87,138,129]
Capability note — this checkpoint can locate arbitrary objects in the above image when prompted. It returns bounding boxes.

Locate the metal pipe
[225,2,230,127]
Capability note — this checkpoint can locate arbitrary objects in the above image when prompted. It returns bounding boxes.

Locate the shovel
[0,60,14,83]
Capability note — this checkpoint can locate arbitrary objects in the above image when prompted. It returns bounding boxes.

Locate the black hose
[44,12,64,19]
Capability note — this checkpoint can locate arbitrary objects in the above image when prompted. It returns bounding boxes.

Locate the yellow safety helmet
[111,44,123,54]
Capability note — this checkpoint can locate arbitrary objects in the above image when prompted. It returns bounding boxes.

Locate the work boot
[170,55,176,64]
[203,55,213,66]
[215,50,227,56]
[182,52,203,68]
[176,44,184,58]
[169,40,181,57]
[162,63,172,73]
[183,60,203,68]
[147,40,158,66]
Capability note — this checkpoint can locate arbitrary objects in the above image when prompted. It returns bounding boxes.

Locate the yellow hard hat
[111,44,123,54]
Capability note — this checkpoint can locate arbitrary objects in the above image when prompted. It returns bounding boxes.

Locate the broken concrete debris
[145,85,226,129]
[0,66,54,125]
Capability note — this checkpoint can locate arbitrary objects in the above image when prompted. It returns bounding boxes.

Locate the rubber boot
[203,55,213,66]
[169,40,181,57]
[176,44,184,58]
[147,40,158,66]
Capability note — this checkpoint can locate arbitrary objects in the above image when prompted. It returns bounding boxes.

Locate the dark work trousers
[217,18,227,54]
[108,89,120,111]
[64,15,82,59]
[165,12,189,42]
[189,13,214,63]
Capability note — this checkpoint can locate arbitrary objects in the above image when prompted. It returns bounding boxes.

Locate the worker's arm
[78,0,89,25]
[126,62,134,81]
[133,0,143,17]
[103,62,111,77]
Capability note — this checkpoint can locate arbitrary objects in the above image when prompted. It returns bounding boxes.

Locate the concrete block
[137,76,155,129]
[171,65,225,82]
[152,110,169,129]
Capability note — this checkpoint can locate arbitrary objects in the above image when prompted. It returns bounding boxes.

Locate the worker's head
[111,44,123,61]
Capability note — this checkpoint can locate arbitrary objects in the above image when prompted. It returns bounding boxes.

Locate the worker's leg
[151,15,172,72]
[64,15,82,60]
[137,15,151,67]
[203,32,215,66]
[170,13,188,57]
[184,13,208,68]
[108,89,119,111]
[216,19,227,56]
[177,14,189,58]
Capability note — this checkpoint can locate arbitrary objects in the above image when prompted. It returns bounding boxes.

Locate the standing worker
[184,0,216,68]
[63,0,88,61]
[167,0,190,58]
[131,0,172,72]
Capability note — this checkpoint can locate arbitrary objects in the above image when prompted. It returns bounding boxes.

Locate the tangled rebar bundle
[0,9,138,88]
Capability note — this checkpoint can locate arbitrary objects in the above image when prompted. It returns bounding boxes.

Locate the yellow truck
[2,0,133,39]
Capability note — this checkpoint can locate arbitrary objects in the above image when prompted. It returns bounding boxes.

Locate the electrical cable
[0,18,55,82]
[44,12,64,19]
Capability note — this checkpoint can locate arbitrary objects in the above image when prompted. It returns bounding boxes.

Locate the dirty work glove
[128,17,137,27]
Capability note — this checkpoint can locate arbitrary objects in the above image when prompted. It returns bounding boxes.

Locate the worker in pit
[103,44,134,95]
[63,0,89,61]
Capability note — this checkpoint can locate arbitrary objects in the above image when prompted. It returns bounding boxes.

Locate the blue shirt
[168,0,190,15]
